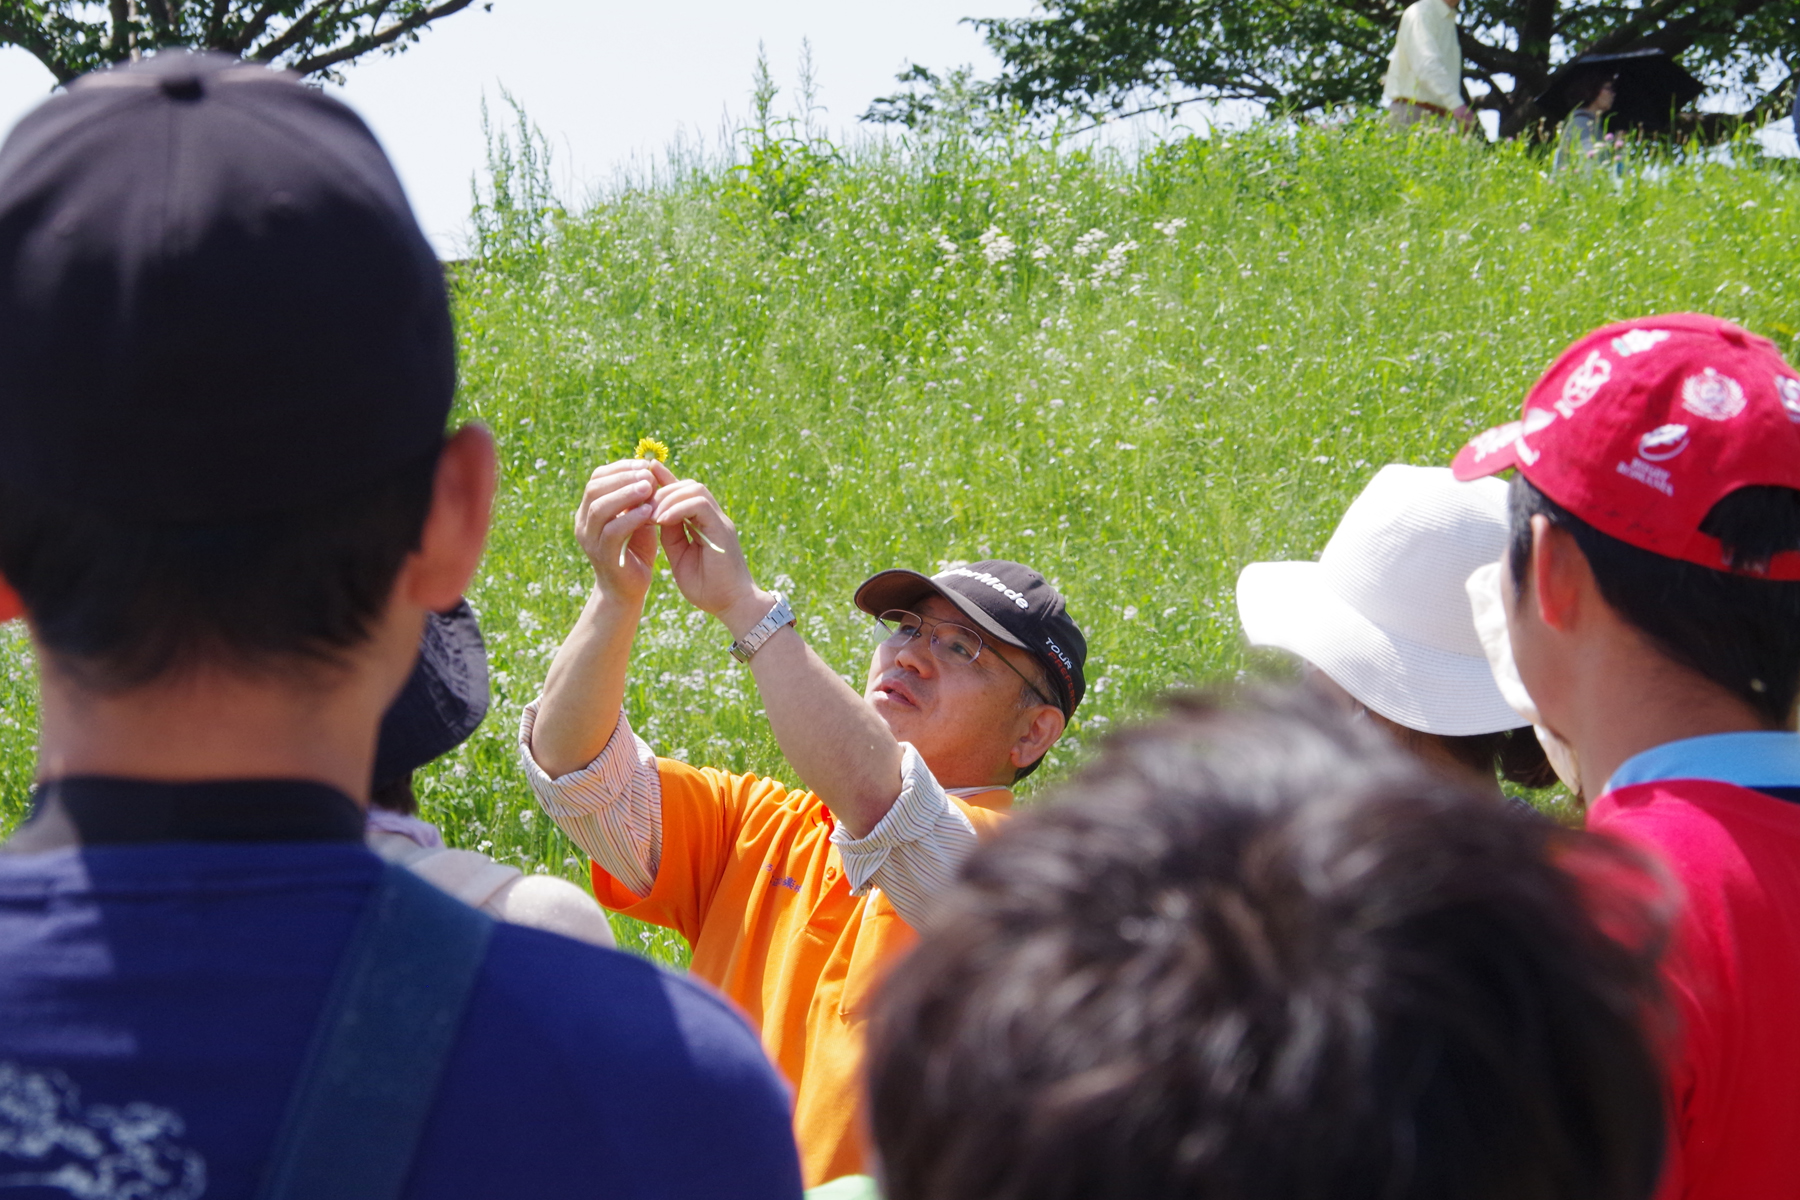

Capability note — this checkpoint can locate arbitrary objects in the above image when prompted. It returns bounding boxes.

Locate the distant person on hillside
[1452,312,1800,1200]
[1383,0,1478,132]
[0,53,799,1198]
[523,458,1085,1186]
[866,688,1671,1200]
[370,601,616,946]
[1237,465,1553,800]
[1554,71,1620,173]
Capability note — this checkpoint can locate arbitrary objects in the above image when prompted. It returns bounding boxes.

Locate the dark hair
[1508,476,1800,726]
[867,687,1671,1200]
[1430,726,1557,789]
[0,446,440,690]
[1568,70,1618,110]
[370,772,419,816]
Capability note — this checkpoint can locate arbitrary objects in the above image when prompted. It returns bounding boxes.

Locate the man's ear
[1530,515,1591,634]
[0,575,22,623]
[397,424,497,613]
[1012,705,1067,774]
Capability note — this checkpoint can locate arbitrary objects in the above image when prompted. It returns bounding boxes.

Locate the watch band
[729,593,796,664]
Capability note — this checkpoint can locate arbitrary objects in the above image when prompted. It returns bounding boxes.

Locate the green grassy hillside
[1,115,1795,967]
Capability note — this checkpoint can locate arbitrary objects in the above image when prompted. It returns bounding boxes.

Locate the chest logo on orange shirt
[761,863,802,892]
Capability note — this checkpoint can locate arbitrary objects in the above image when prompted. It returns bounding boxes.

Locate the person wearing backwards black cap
[0,54,800,1199]
[523,457,1088,1187]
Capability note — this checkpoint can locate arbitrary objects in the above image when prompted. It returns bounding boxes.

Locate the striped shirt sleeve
[518,698,661,899]
[829,742,978,930]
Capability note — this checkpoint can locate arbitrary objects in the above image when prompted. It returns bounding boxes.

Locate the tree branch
[226,0,286,53]
[283,0,476,75]
[1579,0,1698,56]
[107,0,131,57]
[0,16,73,82]
[248,0,338,61]
[205,0,230,43]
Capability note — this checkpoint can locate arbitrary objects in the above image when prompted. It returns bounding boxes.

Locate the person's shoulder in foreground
[1451,312,1800,1200]
[0,838,801,1199]
[423,917,800,1196]
[866,686,1671,1200]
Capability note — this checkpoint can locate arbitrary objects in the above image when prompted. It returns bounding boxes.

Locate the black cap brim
[854,568,1030,649]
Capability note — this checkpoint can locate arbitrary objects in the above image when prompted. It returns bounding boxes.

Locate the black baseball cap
[854,560,1087,716]
[0,52,454,523]
[373,600,490,791]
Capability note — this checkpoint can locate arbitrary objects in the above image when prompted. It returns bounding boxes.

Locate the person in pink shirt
[1451,313,1800,1199]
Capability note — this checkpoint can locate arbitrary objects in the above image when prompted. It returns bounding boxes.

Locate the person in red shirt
[1451,313,1800,1199]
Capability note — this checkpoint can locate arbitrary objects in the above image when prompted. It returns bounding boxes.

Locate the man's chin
[867,696,916,738]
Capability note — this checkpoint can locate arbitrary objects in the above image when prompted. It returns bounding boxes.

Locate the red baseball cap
[1452,313,1800,579]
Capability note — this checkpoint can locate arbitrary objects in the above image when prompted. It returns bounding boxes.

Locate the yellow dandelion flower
[618,435,726,560]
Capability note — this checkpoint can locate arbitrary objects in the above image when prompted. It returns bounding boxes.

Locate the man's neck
[1563,650,1769,796]
[945,783,1013,811]
[34,658,393,803]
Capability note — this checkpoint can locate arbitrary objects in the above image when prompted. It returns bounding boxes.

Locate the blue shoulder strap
[255,863,495,1200]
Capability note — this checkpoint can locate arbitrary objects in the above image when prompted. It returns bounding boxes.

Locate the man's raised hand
[574,458,677,604]
[649,479,761,624]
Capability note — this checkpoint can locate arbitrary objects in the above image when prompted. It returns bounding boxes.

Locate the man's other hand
[575,458,677,605]
[651,479,761,625]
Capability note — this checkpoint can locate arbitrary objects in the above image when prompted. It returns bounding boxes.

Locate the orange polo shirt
[590,757,1010,1187]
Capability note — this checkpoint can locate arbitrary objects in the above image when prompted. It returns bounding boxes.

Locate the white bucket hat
[1235,463,1522,736]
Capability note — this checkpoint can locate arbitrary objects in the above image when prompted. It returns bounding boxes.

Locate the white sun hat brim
[1237,559,1527,737]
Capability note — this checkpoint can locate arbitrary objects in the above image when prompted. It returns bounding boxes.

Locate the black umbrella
[1535,49,1705,134]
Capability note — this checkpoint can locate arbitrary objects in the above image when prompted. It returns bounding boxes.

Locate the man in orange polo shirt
[520,458,1087,1187]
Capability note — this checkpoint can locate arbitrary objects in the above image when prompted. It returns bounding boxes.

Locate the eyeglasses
[874,609,1059,710]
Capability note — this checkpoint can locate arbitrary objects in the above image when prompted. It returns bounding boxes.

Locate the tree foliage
[961,0,1797,138]
[0,0,489,85]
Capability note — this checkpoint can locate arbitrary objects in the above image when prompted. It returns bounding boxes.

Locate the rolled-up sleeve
[829,742,978,930]
[518,700,661,900]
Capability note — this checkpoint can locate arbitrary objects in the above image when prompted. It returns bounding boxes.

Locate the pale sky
[0,0,1036,255]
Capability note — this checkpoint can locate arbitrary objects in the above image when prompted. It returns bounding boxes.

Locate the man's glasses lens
[876,610,925,641]
[876,609,984,665]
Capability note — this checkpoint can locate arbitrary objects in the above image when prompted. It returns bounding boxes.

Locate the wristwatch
[729,593,796,663]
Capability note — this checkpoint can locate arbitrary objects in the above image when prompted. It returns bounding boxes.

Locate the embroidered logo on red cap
[1555,351,1612,418]
[1612,329,1671,357]
[1637,424,1690,463]
[1681,368,1746,421]
[1776,375,1800,422]
[1450,314,1800,580]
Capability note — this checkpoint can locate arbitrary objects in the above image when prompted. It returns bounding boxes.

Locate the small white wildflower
[1072,228,1108,258]
[1122,606,1139,620]
[977,226,1017,265]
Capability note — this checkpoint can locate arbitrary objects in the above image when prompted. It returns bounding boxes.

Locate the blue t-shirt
[0,833,803,1198]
